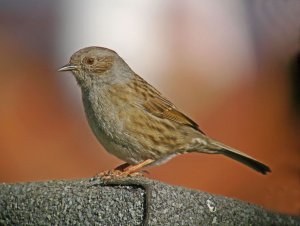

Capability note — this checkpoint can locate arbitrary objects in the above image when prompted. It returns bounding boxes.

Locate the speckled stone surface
[0,177,299,225]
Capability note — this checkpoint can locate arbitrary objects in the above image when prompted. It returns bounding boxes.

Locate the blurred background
[0,0,299,215]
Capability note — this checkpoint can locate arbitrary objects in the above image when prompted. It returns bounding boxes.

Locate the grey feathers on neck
[74,56,135,90]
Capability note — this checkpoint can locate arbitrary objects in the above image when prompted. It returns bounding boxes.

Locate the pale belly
[82,91,146,164]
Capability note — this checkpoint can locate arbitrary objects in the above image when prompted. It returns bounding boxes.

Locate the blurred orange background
[0,0,299,215]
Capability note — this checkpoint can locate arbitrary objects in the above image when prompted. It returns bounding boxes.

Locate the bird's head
[58,46,131,87]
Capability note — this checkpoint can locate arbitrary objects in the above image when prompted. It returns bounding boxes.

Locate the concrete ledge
[0,177,299,225]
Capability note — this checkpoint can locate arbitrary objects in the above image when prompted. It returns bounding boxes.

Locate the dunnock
[58,46,271,176]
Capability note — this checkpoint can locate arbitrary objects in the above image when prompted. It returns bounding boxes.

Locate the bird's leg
[120,159,154,176]
[96,159,154,179]
[114,162,130,171]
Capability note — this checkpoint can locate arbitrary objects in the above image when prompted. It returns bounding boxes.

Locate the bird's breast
[82,86,122,138]
[80,84,150,164]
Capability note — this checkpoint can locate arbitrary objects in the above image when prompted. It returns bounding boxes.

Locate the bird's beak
[58,64,78,72]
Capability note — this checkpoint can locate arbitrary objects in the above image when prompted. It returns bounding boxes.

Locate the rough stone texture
[0,177,299,226]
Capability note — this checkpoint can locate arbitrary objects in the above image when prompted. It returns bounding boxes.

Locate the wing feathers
[142,89,204,133]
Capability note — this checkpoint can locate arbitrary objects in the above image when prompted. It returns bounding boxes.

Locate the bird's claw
[96,169,145,180]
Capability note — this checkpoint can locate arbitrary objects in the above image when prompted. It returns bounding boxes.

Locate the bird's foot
[96,169,144,180]
[96,159,154,180]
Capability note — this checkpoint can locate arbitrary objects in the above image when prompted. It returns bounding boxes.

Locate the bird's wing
[142,91,205,134]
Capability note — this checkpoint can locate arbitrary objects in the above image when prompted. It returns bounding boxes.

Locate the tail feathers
[208,139,271,175]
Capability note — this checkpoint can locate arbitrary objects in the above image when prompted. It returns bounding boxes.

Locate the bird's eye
[85,57,94,65]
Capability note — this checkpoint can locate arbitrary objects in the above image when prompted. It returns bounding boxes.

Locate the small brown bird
[58,46,271,176]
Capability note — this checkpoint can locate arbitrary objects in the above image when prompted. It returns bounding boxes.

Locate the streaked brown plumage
[58,46,271,176]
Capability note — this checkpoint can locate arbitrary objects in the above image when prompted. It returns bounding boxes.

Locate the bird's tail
[204,138,271,174]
